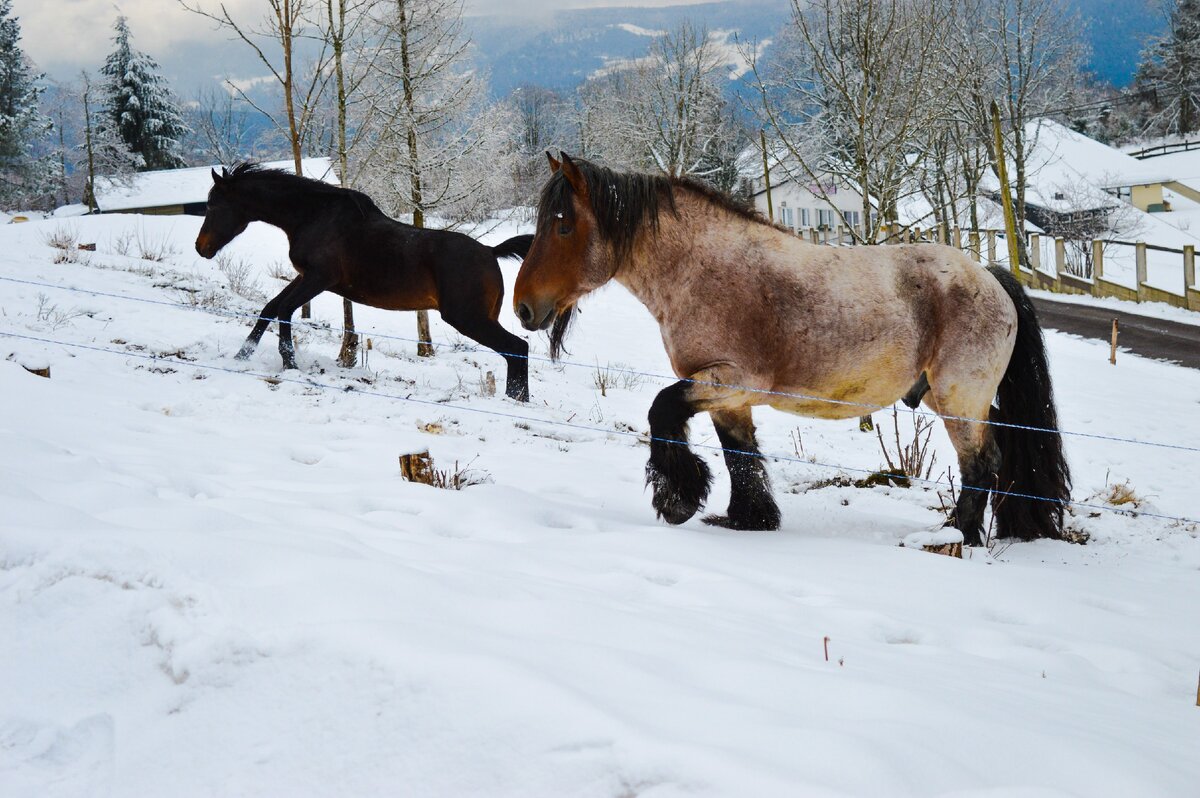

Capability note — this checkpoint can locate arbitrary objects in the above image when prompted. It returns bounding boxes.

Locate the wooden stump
[22,364,50,379]
[922,541,963,558]
[483,371,496,397]
[900,531,963,558]
[399,450,434,485]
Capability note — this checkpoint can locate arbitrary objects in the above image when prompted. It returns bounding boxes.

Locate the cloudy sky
[14,0,702,79]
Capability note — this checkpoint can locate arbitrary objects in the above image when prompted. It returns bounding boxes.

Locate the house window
[817,209,834,228]
[842,210,860,227]
[801,208,810,226]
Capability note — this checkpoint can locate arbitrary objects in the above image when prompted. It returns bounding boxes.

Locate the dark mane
[671,175,777,228]
[538,159,672,262]
[537,158,774,262]
[225,162,381,216]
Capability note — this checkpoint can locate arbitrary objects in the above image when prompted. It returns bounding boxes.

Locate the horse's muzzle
[516,301,555,332]
[195,235,215,259]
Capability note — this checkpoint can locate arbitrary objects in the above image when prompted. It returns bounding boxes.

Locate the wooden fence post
[987,230,997,265]
[1054,237,1066,279]
[1136,242,1148,300]
[1184,244,1195,290]
[810,229,820,245]
[969,230,981,262]
[952,227,963,251]
[1028,233,1041,273]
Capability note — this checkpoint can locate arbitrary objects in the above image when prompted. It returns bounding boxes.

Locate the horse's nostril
[516,303,533,324]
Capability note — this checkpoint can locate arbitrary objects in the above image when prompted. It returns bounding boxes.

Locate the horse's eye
[558,222,572,236]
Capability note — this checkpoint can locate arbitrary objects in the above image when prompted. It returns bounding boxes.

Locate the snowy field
[2,214,1199,797]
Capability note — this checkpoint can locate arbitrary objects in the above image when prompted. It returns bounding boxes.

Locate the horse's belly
[768,397,864,420]
[766,373,912,420]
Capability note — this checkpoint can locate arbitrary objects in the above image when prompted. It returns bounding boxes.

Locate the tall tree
[100,16,188,171]
[78,70,143,210]
[1135,0,1200,135]
[984,0,1083,249]
[353,0,513,357]
[0,0,53,208]
[179,0,332,318]
[179,0,330,176]
[752,0,947,241]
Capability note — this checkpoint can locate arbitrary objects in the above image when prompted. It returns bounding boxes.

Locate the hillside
[2,212,1199,795]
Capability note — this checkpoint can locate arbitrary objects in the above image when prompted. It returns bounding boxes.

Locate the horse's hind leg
[703,408,780,531]
[646,381,712,524]
[937,407,1001,547]
[440,311,530,402]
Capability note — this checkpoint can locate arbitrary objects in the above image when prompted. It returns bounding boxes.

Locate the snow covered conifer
[100,16,188,171]
[0,0,54,208]
[1135,0,1200,135]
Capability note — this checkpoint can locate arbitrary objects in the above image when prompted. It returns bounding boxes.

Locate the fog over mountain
[29,0,1164,107]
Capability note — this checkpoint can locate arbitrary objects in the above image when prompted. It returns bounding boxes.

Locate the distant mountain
[1074,0,1164,87]
[55,0,1159,127]
[465,0,1164,98]
[466,1,788,98]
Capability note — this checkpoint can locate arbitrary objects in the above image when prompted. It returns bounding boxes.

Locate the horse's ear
[560,152,587,198]
[546,151,561,173]
[211,168,224,186]
[221,166,230,178]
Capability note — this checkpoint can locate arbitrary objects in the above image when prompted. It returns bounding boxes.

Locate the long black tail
[492,234,534,260]
[987,266,1072,540]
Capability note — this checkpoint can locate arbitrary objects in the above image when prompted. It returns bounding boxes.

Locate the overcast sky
[14,0,704,79]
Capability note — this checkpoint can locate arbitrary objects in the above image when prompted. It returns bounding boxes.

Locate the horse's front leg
[271,273,332,370]
[703,408,780,531]
[236,276,303,361]
[646,380,712,524]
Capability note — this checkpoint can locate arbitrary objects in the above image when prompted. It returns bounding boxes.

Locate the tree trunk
[396,0,435,358]
[329,0,358,367]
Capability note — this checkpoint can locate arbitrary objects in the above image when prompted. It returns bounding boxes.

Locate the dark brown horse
[513,154,1071,545]
[195,164,533,401]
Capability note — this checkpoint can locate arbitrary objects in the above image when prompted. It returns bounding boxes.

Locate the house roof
[93,158,338,212]
[1003,120,1178,214]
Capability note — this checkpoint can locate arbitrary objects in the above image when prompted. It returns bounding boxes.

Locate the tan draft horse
[513,154,1071,544]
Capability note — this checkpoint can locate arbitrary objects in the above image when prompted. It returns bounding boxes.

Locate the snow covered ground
[2,213,1199,797]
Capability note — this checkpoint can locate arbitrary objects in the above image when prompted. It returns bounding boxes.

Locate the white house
[751,174,874,233]
[92,157,338,216]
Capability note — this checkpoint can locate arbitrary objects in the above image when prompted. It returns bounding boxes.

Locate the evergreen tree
[100,16,188,170]
[1135,0,1200,135]
[0,0,54,208]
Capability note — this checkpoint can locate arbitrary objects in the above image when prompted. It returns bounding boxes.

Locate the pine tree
[100,16,188,171]
[0,0,53,208]
[1135,0,1200,135]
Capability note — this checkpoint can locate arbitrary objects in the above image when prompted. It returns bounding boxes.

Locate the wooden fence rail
[781,221,1200,312]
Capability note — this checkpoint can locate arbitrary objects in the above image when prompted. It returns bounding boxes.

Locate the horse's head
[513,153,619,354]
[195,167,250,259]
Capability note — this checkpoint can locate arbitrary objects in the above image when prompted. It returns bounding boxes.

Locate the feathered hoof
[506,381,530,402]
[646,456,711,525]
